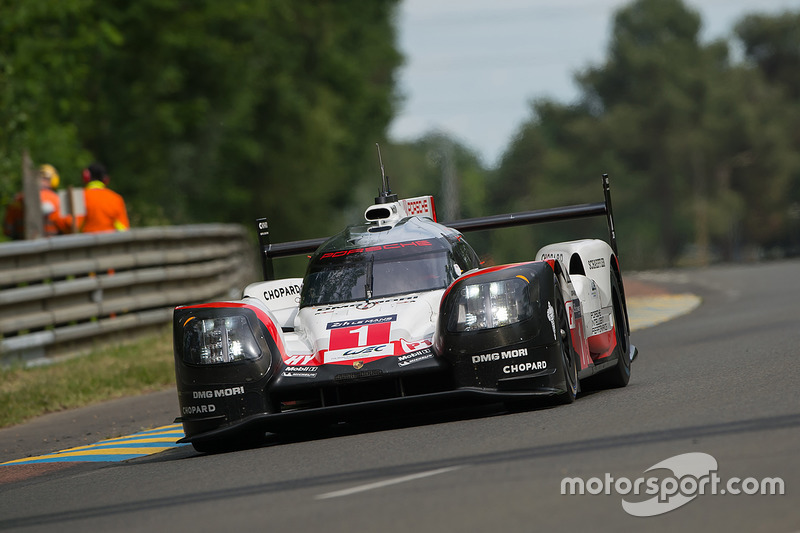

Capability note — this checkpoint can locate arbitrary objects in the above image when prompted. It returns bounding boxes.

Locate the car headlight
[182,315,264,365]
[449,278,534,332]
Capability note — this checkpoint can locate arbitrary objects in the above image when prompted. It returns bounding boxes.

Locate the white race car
[173,173,637,452]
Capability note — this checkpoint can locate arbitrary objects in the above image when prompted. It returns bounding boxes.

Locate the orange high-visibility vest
[80,182,130,233]
[40,188,70,236]
[2,189,71,238]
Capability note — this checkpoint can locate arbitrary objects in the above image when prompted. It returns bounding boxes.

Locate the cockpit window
[301,249,454,307]
[450,237,481,272]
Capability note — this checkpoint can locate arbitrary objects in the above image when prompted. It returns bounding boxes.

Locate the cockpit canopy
[300,218,479,307]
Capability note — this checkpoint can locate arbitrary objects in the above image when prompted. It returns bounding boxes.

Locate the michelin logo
[282,366,318,378]
[398,349,433,367]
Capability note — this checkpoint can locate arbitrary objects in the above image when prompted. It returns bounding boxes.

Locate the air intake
[365,206,394,221]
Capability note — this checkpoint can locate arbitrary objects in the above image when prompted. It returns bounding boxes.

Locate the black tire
[593,273,631,388]
[503,281,577,412]
[554,284,578,404]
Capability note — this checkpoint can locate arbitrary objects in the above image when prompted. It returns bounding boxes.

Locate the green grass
[0,327,175,429]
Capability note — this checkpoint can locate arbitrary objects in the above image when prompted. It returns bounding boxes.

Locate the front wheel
[554,286,578,404]
[504,284,577,412]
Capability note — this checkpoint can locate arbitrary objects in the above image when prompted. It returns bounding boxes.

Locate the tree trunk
[22,150,44,240]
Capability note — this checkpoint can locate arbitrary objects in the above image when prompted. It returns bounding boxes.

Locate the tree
[577,0,715,265]
[0,1,97,210]
[492,0,800,268]
[736,11,800,99]
[735,12,800,253]
[0,1,403,241]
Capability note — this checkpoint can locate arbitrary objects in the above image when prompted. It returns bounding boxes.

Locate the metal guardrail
[0,225,258,367]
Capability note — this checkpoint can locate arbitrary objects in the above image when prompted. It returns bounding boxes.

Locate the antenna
[376,143,387,190]
[374,142,398,204]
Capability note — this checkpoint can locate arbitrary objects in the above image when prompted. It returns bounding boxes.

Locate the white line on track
[315,465,465,500]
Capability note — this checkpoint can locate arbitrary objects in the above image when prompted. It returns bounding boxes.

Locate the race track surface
[0,260,798,532]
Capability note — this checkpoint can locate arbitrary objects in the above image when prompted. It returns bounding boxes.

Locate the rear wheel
[593,273,631,388]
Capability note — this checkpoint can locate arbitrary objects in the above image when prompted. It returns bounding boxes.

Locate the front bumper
[177,384,565,445]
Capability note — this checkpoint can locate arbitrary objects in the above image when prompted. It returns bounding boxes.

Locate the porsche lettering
[319,240,433,260]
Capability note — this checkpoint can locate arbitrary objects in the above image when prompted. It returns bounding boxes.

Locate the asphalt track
[0,260,798,532]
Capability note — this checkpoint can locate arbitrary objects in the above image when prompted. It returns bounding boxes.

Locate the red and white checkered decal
[401,196,436,221]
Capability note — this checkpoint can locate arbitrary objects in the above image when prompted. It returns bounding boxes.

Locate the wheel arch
[608,252,630,333]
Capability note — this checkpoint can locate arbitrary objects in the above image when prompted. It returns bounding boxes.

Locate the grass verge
[0,327,175,429]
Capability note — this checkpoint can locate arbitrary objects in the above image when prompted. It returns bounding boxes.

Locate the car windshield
[301,250,452,307]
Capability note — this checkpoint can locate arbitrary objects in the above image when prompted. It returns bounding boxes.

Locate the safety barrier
[0,225,258,366]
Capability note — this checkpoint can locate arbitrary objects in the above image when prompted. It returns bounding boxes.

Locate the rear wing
[256,174,618,280]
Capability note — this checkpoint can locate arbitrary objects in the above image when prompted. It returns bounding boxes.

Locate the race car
[173,171,637,452]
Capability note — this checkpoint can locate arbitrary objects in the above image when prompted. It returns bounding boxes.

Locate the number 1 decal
[353,325,370,347]
[328,317,395,350]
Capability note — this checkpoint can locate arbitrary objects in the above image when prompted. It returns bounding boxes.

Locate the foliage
[491,0,800,267]
[0,0,403,241]
[3,0,800,268]
[370,133,488,219]
[736,11,800,99]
